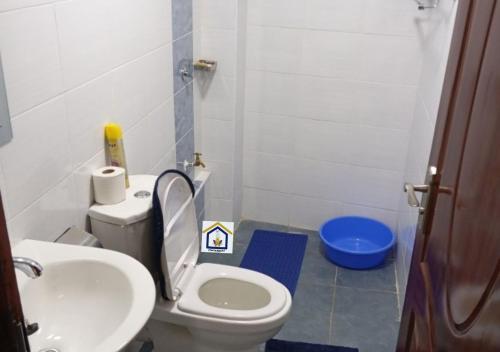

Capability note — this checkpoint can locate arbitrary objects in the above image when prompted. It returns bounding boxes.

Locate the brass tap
[193,153,206,168]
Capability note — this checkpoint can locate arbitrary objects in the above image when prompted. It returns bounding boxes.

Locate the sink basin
[12,240,156,352]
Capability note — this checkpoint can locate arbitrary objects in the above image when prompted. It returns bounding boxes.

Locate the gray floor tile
[276,284,334,345]
[289,228,323,253]
[336,260,396,292]
[297,245,337,287]
[197,220,400,352]
[331,287,399,352]
[306,235,324,256]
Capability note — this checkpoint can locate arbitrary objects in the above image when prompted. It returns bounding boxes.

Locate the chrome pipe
[13,256,43,279]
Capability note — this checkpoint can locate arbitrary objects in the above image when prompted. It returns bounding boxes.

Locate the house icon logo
[201,221,234,254]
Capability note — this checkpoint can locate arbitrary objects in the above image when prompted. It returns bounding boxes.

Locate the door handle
[404,183,429,213]
[404,166,440,235]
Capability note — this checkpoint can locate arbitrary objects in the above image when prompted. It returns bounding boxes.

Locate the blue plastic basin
[319,216,395,269]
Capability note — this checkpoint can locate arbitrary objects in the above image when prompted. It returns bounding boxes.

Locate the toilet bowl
[89,174,292,352]
[149,262,291,352]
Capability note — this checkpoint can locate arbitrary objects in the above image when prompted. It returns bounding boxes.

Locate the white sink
[13,240,156,352]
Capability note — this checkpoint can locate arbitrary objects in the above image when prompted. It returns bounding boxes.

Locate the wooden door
[0,192,30,351]
[397,0,500,351]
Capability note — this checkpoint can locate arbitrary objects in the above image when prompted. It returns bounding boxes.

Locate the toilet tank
[88,175,157,273]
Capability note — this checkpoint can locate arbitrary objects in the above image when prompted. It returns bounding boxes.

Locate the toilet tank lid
[88,175,158,226]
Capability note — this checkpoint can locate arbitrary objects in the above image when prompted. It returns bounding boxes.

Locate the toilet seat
[177,263,288,321]
[158,176,200,301]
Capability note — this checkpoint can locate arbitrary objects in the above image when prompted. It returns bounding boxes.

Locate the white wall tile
[193,77,203,152]
[0,5,63,116]
[112,45,173,130]
[247,0,305,28]
[361,0,421,37]
[200,28,236,77]
[125,117,155,175]
[246,115,410,175]
[293,119,352,164]
[206,198,233,222]
[290,158,345,202]
[243,151,292,194]
[200,0,237,30]
[56,0,172,89]
[242,187,290,225]
[0,1,57,13]
[205,160,234,200]
[297,76,358,123]
[304,0,364,33]
[308,33,418,86]
[359,35,422,86]
[0,98,71,218]
[233,0,247,226]
[65,73,114,168]
[305,0,419,36]
[339,165,402,210]
[246,26,303,73]
[7,177,77,245]
[110,0,172,65]
[201,119,234,161]
[199,74,235,120]
[151,147,177,176]
[403,98,436,204]
[245,70,300,117]
[147,99,176,168]
[416,0,458,125]
[243,112,294,156]
[301,31,422,85]
[193,0,201,36]
[301,30,363,80]
[350,126,409,171]
[340,203,398,232]
[55,0,116,89]
[357,83,417,130]
[289,195,342,230]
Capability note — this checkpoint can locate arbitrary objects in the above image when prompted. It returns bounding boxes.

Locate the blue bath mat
[240,230,308,296]
[266,339,358,352]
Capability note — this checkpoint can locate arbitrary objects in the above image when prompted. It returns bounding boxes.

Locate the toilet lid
[158,176,199,300]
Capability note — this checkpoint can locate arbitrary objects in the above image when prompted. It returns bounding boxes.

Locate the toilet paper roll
[92,166,126,205]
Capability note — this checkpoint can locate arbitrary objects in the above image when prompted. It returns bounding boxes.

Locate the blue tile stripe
[171,1,194,178]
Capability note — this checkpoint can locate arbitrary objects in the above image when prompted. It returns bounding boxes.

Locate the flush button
[134,190,151,199]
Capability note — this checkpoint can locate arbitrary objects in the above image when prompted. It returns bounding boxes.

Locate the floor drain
[39,349,60,352]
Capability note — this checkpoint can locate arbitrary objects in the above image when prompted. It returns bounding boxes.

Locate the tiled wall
[0,0,184,244]
[242,0,423,231]
[395,0,458,312]
[195,0,246,224]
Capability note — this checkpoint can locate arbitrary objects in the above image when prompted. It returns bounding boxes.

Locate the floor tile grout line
[334,284,398,295]
[394,261,402,321]
[328,266,338,345]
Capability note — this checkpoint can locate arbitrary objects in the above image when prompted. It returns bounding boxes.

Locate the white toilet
[89,175,292,352]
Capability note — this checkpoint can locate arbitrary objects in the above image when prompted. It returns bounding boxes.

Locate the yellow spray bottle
[104,123,130,188]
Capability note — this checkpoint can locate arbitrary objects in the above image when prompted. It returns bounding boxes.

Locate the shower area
[194,0,457,324]
[191,0,459,350]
